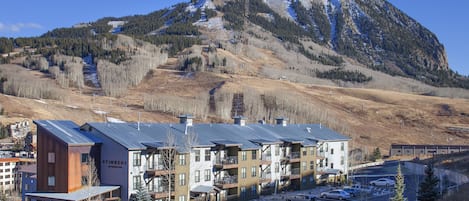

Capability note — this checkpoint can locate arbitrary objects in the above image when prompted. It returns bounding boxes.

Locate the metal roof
[82,122,349,151]
[34,120,99,146]
[26,186,120,201]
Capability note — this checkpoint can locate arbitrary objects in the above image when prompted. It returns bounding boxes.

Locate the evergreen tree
[418,164,439,201]
[370,147,382,162]
[392,163,406,201]
[135,184,152,201]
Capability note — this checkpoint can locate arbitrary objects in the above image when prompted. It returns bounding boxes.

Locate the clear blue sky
[0,0,467,75]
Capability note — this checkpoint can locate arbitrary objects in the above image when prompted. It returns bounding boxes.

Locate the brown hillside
[1,63,468,155]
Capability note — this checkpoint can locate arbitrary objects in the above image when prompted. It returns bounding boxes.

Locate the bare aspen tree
[161,129,176,201]
[86,157,101,201]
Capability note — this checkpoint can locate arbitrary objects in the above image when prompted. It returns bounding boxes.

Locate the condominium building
[29,116,350,201]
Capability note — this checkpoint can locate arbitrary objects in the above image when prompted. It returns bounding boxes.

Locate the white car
[320,190,351,200]
[369,178,395,186]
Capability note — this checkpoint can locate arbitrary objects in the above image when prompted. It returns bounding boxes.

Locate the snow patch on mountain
[285,0,298,22]
[322,0,342,47]
[186,0,215,13]
[194,17,224,30]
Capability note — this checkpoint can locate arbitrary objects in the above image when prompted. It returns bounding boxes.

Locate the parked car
[287,193,317,201]
[320,190,351,200]
[342,187,360,197]
[369,178,395,186]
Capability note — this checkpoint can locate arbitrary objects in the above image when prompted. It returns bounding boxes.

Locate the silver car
[320,190,351,200]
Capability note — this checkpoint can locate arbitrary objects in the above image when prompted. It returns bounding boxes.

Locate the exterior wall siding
[36,126,69,193]
[88,127,130,201]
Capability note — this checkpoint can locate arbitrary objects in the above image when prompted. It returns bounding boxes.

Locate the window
[179,195,186,201]
[310,161,315,170]
[5,168,10,172]
[303,149,307,156]
[241,187,246,199]
[204,150,211,161]
[81,153,89,163]
[241,167,246,178]
[310,147,315,155]
[251,185,257,195]
[325,158,328,167]
[48,152,55,163]
[331,148,334,155]
[275,146,280,156]
[204,169,211,181]
[133,152,141,166]
[325,143,329,152]
[341,156,344,165]
[5,175,10,178]
[179,154,186,166]
[242,151,247,161]
[302,161,307,170]
[319,159,324,168]
[81,176,88,185]
[133,176,141,189]
[319,146,324,153]
[275,162,279,173]
[341,142,344,151]
[195,170,200,183]
[5,181,10,185]
[331,163,334,169]
[252,150,257,160]
[48,176,55,186]
[251,166,257,177]
[179,173,186,186]
[195,150,200,162]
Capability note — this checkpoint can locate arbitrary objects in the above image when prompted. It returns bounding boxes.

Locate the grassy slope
[1,62,468,155]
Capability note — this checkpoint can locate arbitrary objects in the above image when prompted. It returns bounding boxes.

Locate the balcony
[260,154,272,165]
[290,168,300,179]
[146,164,175,176]
[280,168,300,180]
[214,156,238,169]
[215,176,238,189]
[260,172,272,183]
[316,151,325,159]
[149,186,175,199]
[289,152,301,163]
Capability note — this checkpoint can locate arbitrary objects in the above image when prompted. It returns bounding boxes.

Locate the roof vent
[258,119,266,125]
[233,116,247,126]
[179,114,193,127]
[275,117,288,127]
[306,127,311,133]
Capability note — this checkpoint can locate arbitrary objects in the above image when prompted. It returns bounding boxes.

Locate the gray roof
[34,120,100,146]
[83,121,349,151]
[26,186,119,201]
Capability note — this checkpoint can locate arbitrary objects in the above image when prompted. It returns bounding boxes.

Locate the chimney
[275,117,288,127]
[179,114,193,127]
[233,116,247,126]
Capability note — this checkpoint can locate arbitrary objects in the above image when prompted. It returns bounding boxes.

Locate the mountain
[1,0,469,154]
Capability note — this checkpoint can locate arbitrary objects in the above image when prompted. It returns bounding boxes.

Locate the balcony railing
[146,163,175,176]
[261,154,272,161]
[214,156,239,169]
[291,168,300,175]
[260,154,272,165]
[149,186,175,199]
[215,176,238,188]
[260,172,272,183]
[290,152,301,159]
